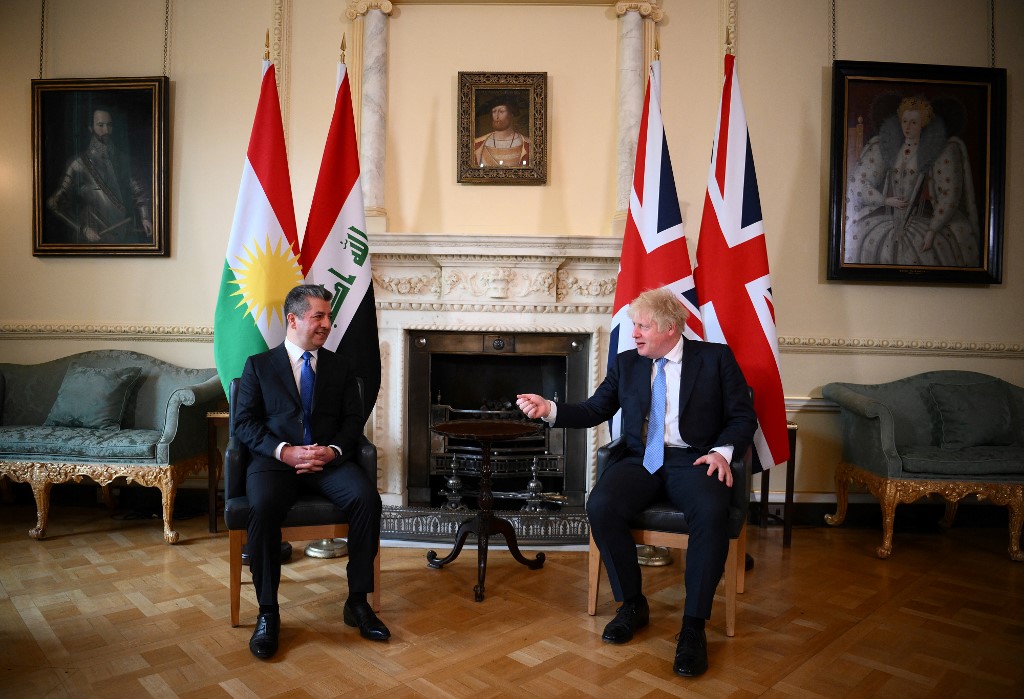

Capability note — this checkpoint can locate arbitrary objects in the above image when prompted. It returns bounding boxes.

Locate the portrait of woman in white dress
[843,94,981,268]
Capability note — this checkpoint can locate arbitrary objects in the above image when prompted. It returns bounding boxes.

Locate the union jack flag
[694,54,789,471]
[608,61,702,439]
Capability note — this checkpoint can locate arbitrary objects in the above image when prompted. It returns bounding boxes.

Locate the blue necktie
[643,358,668,474]
[300,351,315,444]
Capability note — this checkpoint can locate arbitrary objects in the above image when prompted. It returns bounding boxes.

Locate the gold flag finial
[655,36,660,61]
[264,30,270,60]
[341,34,346,64]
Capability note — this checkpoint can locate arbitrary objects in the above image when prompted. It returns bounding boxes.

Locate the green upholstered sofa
[0,350,221,543]
[823,371,1024,561]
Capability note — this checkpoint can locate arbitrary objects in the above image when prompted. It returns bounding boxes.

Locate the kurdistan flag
[213,61,303,396]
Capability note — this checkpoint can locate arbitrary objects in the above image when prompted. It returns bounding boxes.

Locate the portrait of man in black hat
[471,91,531,168]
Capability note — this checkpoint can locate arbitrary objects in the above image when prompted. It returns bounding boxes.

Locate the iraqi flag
[608,61,701,438]
[694,54,789,471]
[214,61,303,396]
[300,61,380,421]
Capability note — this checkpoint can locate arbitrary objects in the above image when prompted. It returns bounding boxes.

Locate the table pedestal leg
[426,430,545,601]
[426,515,479,568]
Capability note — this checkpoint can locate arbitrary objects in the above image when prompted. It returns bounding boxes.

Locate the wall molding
[778,336,1024,359]
[0,324,213,343]
[1,324,1020,360]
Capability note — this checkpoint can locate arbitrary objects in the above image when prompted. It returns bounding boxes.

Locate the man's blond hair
[627,287,689,334]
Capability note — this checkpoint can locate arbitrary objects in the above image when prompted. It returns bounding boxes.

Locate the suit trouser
[586,447,732,619]
[246,459,382,608]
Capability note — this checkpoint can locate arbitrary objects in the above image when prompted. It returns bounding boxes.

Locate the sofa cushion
[928,381,1014,450]
[44,364,142,431]
[901,445,1024,478]
[0,425,160,460]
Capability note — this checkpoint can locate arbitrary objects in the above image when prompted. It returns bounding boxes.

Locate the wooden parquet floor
[1,503,1022,698]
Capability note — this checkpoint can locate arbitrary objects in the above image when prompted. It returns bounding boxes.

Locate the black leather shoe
[745,553,755,571]
[673,627,708,677]
[249,612,280,659]
[601,596,649,644]
[343,599,391,641]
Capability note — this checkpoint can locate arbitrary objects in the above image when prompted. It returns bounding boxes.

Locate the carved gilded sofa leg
[876,481,898,559]
[1009,498,1023,562]
[825,461,852,526]
[940,500,959,528]
[29,476,52,540]
[159,470,180,545]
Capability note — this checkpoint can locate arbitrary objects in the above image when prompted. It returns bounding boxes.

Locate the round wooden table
[426,419,546,601]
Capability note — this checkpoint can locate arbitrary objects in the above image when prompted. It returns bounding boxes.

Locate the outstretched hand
[516,394,550,420]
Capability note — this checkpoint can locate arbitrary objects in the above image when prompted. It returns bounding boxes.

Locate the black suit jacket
[554,338,757,458]
[234,344,364,473]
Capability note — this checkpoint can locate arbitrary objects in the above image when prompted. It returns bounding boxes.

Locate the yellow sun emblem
[229,235,304,327]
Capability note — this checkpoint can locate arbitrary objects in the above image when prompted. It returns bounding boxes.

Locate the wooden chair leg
[587,534,602,615]
[371,545,381,612]
[725,537,738,637]
[736,526,747,595]
[230,530,243,627]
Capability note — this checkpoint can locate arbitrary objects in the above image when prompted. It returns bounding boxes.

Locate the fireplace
[364,232,622,542]
[406,330,590,508]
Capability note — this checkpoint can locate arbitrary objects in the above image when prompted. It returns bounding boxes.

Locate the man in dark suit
[517,287,756,677]
[235,284,389,659]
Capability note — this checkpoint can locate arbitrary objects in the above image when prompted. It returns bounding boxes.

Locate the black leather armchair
[224,378,381,627]
[586,436,752,636]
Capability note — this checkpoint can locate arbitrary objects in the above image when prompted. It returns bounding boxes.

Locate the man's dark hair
[284,284,333,318]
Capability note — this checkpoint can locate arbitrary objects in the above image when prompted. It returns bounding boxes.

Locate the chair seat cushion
[629,499,746,539]
[224,494,348,531]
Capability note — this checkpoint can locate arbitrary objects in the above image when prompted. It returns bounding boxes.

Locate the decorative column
[612,2,663,236]
[347,1,393,233]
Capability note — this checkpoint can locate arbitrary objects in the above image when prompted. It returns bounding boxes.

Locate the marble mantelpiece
[367,233,622,507]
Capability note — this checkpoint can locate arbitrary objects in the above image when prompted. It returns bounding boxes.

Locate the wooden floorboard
[1,503,1022,698]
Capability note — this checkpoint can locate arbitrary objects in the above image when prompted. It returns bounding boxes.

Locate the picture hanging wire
[831,0,996,67]
[37,0,173,78]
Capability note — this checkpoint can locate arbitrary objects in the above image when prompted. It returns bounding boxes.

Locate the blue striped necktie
[300,351,315,444]
[643,358,668,474]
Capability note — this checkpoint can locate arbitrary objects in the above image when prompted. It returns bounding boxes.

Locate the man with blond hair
[517,287,756,677]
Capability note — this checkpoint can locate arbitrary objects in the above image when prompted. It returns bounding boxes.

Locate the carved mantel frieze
[367,234,620,311]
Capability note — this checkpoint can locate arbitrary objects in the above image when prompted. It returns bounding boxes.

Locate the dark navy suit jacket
[554,338,757,459]
[234,344,364,473]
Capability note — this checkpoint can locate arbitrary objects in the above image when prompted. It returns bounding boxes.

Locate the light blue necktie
[643,358,668,474]
[300,351,315,444]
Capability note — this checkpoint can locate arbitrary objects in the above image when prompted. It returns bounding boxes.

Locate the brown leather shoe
[601,596,650,644]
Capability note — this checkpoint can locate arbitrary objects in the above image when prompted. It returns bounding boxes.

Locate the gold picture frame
[827,61,1005,283]
[457,71,547,185]
[32,76,170,256]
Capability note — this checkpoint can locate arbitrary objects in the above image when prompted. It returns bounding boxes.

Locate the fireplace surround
[366,233,622,541]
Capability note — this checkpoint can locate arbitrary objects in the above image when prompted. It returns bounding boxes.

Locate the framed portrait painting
[827,61,1005,283]
[457,71,547,185]
[32,76,170,256]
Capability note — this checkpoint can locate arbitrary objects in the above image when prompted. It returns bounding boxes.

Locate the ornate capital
[347,0,394,20]
[615,2,664,21]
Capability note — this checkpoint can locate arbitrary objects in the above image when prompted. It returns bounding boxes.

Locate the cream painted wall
[1,0,1021,500]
